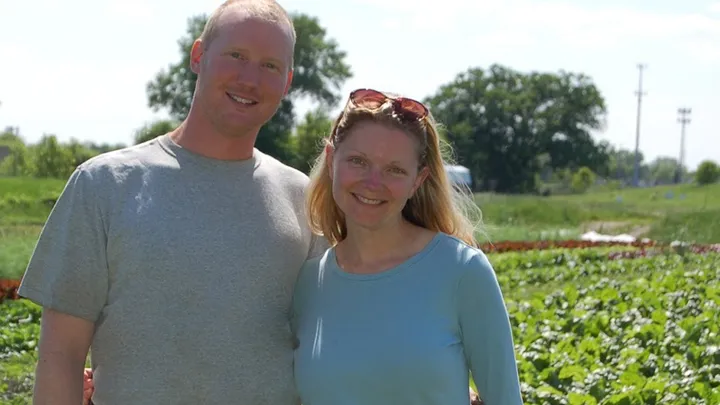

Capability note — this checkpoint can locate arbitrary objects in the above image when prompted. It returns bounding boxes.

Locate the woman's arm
[457,253,524,405]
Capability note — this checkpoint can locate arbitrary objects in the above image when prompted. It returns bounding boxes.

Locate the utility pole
[675,107,691,184]
[632,64,647,188]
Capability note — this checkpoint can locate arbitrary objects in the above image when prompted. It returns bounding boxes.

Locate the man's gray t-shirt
[18,134,326,404]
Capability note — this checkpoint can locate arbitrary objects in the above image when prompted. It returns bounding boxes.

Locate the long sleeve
[457,253,524,405]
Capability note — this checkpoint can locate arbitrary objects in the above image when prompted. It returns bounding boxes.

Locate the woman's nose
[362,169,384,189]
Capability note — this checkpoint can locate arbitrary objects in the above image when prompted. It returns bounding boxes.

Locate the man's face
[190,6,294,137]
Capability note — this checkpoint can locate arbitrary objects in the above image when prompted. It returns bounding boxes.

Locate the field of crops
[2,240,718,404]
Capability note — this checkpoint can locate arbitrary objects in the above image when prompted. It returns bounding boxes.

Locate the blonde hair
[305,95,483,247]
[199,0,296,64]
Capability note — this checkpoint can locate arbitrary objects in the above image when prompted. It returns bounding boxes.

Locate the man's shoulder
[255,149,310,187]
[297,248,331,282]
[76,137,171,179]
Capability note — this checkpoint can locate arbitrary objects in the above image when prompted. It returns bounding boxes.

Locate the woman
[82,89,523,404]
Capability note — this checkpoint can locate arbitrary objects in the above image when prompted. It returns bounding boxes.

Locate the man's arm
[33,309,94,405]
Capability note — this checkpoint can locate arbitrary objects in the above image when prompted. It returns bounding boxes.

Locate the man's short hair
[199,0,296,65]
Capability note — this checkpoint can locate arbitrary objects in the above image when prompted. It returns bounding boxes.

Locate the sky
[1,0,718,170]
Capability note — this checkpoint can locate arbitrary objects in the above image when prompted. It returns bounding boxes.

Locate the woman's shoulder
[433,233,492,267]
[431,233,497,283]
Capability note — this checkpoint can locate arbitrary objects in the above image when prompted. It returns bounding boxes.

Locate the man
[23,0,486,403]
[19,0,324,403]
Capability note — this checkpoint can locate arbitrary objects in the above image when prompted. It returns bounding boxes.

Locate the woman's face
[327,121,428,233]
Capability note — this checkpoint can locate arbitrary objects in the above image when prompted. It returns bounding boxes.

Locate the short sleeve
[18,165,109,322]
[457,253,524,405]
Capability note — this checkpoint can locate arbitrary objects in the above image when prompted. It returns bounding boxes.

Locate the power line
[632,63,647,188]
[675,107,692,183]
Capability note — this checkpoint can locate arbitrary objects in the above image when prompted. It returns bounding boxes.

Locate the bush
[695,160,720,185]
[571,167,596,193]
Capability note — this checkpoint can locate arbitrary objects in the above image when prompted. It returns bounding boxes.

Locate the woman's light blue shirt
[290,232,524,405]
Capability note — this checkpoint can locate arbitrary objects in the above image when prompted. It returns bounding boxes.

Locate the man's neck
[170,117,258,161]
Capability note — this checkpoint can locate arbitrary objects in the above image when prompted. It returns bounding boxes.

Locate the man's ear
[190,39,204,74]
[283,69,294,96]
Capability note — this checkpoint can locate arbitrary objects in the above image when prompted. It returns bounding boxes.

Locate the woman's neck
[335,220,436,274]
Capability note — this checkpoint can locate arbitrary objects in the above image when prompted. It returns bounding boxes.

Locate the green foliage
[505,253,720,404]
[0,226,42,280]
[695,160,719,186]
[0,128,130,180]
[0,135,101,180]
[648,209,720,244]
[0,127,23,146]
[134,119,179,145]
[0,177,65,227]
[425,65,609,193]
[0,142,33,177]
[290,108,332,173]
[0,299,40,404]
[144,13,352,163]
[33,135,76,179]
[0,299,41,359]
[571,166,596,193]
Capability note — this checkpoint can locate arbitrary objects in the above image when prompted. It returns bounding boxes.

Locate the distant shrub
[571,167,596,193]
[695,160,719,185]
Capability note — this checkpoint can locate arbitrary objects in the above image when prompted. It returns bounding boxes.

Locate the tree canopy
[424,64,610,193]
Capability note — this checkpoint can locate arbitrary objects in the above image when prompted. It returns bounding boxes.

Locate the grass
[646,208,720,243]
[0,226,41,280]
[475,182,720,243]
[0,176,65,226]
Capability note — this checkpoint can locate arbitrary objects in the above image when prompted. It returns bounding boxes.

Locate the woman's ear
[411,166,430,196]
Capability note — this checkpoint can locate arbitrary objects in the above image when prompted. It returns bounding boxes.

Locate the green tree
[84,142,127,154]
[134,119,179,145]
[425,64,608,193]
[0,142,33,176]
[0,128,32,176]
[291,108,332,173]
[571,166,596,193]
[695,160,720,185]
[645,156,685,185]
[606,147,650,184]
[65,139,99,168]
[146,13,351,162]
[33,135,76,179]
[0,126,23,146]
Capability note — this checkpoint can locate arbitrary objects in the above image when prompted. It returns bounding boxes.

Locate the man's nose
[236,62,261,87]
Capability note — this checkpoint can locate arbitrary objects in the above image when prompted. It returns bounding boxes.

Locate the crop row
[2,251,719,403]
[508,254,720,404]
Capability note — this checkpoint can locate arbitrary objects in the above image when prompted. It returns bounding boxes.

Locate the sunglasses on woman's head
[348,88,428,121]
